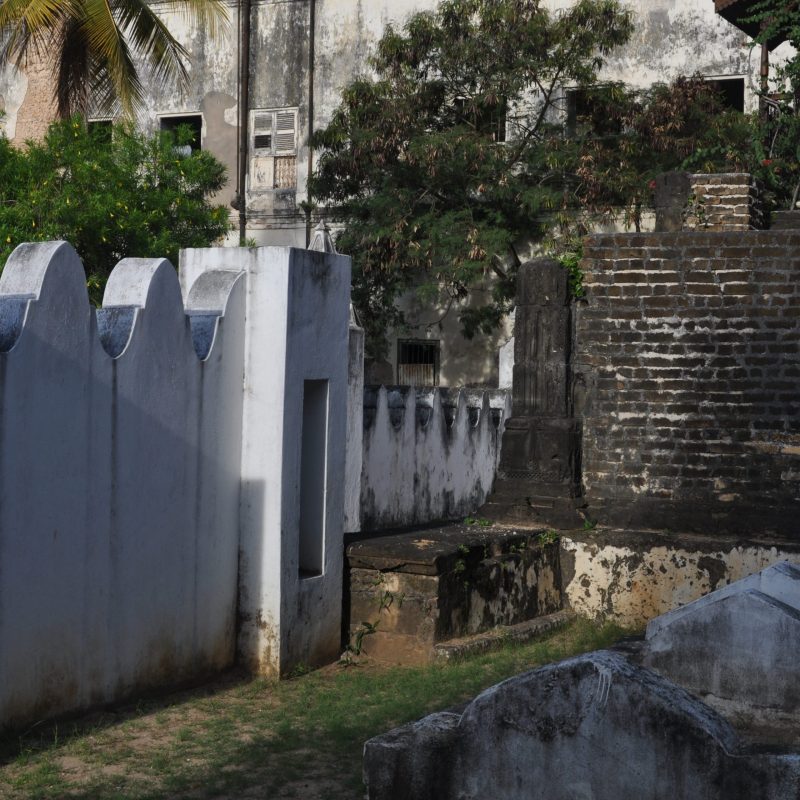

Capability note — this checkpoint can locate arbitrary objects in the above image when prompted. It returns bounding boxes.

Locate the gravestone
[365,562,800,800]
[643,561,800,711]
[482,259,582,527]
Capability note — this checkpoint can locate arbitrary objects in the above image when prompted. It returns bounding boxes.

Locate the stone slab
[433,610,575,661]
[347,523,549,575]
[643,587,800,711]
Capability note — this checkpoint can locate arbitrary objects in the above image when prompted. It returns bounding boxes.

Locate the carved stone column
[483,258,583,527]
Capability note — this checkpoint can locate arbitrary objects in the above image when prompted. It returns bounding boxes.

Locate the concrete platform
[345,522,563,664]
[347,523,800,663]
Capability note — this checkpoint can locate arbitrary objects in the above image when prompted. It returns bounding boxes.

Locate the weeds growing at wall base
[0,618,627,799]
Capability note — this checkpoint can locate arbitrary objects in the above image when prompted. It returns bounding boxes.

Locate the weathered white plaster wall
[0,62,28,140]
[345,316,365,533]
[561,533,800,628]
[0,241,245,728]
[360,387,510,530]
[548,0,763,107]
[1,240,350,726]
[498,335,514,390]
[181,246,351,676]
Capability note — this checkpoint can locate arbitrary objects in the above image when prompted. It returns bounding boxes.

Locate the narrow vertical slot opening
[299,379,328,578]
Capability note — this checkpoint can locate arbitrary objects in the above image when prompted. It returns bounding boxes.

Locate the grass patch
[0,618,627,799]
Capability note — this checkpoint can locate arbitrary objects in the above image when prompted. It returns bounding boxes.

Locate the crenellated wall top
[0,241,244,361]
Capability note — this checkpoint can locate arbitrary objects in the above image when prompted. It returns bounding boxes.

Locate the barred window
[397,340,440,386]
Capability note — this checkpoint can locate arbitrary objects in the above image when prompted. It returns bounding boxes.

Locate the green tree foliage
[309,0,756,356]
[310,0,635,356]
[0,118,231,304]
[565,77,754,228]
[743,1,800,209]
[0,0,228,118]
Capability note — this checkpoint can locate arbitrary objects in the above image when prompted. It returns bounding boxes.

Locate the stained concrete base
[561,527,800,627]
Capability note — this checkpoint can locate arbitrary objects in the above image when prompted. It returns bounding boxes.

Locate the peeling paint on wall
[562,529,800,627]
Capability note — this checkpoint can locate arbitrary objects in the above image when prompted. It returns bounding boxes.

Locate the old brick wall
[685,173,764,231]
[575,230,800,536]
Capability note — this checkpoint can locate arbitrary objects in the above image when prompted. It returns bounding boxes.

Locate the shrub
[0,118,231,304]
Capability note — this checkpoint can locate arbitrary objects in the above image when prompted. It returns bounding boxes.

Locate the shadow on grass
[0,667,253,767]
[0,619,631,800]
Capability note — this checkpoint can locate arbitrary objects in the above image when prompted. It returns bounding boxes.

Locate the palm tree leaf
[161,0,229,39]
[0,0,75,65]
[106,0,190,86]
[80,0,168,115]
[0,0,229,117]
[54,14,92,118]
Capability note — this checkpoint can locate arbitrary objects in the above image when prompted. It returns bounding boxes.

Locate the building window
[705,77,745,112]
[565,86,622,137]
[251,109,298,156]
[397,340,440,386]
[274,155,297,189]
[87,119,113,143]
[454,97,506,142]
[159,114,203,152]
[250,108,298,190]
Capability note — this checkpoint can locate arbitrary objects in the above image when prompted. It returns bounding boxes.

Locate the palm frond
[107,0,190,87]
[76,0,148,115]
[54,15,91,118]
[0,0,76,65]
[162,0,229,39]
[0,0,228,118]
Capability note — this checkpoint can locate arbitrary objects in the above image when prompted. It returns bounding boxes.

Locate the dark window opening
[88,119,113,143]
[706,77,745,112]
[397,340,440,386]
[254,133,272,149]
[454,97,507,142]
[160,114,202,152]
[299,379,328,579]
[566,87,622,138]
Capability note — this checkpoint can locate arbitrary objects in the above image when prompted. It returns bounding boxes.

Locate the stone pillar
[654,171,691,232]
[654,171,765,232]
[483,259,582,527]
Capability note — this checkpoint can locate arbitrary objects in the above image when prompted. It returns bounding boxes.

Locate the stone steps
[433,610,575,661]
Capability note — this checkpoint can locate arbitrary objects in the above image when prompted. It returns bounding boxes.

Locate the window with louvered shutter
[253,112,273,150]
[274,111,296,153]
[248,108,298,193]
[397,340,440,386]
[250,109,297,154]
